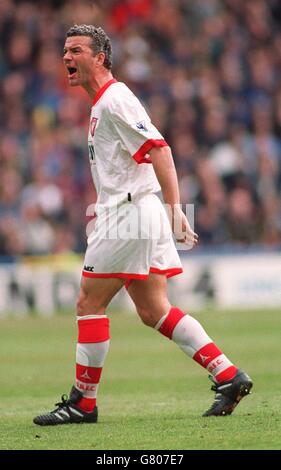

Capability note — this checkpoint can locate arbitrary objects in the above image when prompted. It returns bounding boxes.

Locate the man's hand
[171,205,199,248]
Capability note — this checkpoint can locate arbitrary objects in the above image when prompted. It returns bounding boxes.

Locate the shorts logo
[90,117,98,136]
[84,265,95,272]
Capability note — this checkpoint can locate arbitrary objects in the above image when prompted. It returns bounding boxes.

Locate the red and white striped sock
[76,315,110,412]
[155,307,237,383]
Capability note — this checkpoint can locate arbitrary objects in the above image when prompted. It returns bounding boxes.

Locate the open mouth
[67,66,77,77]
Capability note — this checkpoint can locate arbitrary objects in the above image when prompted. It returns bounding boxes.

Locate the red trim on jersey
[92,78,117,106]
[82,271,148,280]
[150,267,183,278]
[78,317,110,343]
[159,307,185,340]
[132,139,169,164]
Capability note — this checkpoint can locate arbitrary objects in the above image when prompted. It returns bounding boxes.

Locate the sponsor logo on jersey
[136,121,148,132]
[90,117,98,136]
[84,265,95,272]
[88,143,96,163]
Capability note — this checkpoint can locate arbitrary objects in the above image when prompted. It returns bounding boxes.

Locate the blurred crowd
[0,0,281,257]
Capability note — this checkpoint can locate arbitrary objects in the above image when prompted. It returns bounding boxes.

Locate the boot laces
[54,394,73,413]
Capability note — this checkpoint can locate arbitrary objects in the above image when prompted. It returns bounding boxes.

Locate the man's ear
[96,51,106,66]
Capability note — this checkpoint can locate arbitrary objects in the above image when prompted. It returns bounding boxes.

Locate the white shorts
[82,193,183,282]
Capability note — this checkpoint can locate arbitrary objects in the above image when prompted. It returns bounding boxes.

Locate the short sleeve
[110,90,169,163]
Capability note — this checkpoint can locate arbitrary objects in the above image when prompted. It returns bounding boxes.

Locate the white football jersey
[87,79,168,209]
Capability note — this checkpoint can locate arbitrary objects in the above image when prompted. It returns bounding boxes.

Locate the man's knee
[76,287,106,316]
[76,290,86,315]
[135,306,158,328]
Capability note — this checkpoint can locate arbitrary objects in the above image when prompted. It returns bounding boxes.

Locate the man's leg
[34,277,124,426]
[128,273,252,416]
[75,277,124,412]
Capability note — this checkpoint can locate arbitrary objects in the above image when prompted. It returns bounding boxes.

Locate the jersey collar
[92,78,117,106]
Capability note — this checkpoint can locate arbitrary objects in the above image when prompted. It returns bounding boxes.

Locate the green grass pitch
[0,308,280,450]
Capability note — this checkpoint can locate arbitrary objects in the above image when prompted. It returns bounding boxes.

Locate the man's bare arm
[149,146,198,246]
[149,146,180,207]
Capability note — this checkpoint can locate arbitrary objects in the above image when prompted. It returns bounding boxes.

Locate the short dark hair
[66,24,112,70]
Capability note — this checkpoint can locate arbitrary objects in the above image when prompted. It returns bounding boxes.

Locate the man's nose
[63,50,72,61]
